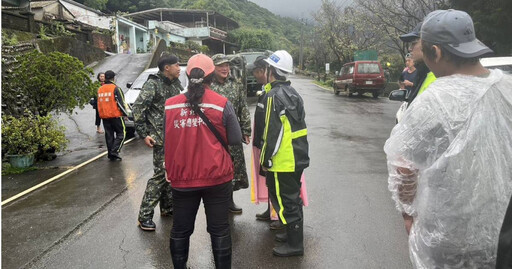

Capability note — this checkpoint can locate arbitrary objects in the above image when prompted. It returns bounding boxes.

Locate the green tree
[104,0,172,13]
[450,0,512,55]
[2,50,97,117]
[228,28,274,51]
[314,1,384,63]
[355,0,448,57]
[83,0,108,10]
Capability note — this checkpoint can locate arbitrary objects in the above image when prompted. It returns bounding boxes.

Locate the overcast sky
[248,0,353,20]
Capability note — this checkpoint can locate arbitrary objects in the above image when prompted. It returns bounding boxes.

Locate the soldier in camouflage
[211,53,251,214]
[133,55,183,231]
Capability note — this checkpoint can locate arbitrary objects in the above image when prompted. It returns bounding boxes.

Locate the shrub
[1,50,96,116]
[1,114,67,157]
[2,31,18,46]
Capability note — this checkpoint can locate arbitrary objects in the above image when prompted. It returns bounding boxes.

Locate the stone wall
[2,11,31,32]
[91,32,114,52]
[36,37,105,65]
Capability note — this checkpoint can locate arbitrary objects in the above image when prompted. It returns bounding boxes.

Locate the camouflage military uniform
[211,77,251,191]
[133,71,183,221]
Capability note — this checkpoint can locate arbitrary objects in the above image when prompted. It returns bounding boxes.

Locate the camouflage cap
[212,54,230,65]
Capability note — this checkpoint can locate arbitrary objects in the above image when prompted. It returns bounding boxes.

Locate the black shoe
[273,220,304,257]
[229,193,242,214]
[269,220,285,230]
[256,208,270,221]
[108,152,122,161]
[138,219,156,231]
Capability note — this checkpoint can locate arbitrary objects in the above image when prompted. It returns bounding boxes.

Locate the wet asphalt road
[2,75,411,268]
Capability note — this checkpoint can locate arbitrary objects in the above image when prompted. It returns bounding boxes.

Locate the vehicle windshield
[131,70,156,89]
[242,54,261,65]
[488,65,512,73]
[130,67,188,90]
[357,63,380,74]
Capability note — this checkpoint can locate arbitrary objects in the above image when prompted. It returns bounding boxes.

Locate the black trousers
[171,181,232,238]
[102,117,125,156]
[266,170,303,225]
[94,108,101,126]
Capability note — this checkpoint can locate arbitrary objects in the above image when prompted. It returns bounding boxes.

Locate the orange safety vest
[97,84,123,119]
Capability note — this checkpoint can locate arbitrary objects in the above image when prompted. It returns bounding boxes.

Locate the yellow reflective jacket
[260,81,309,172]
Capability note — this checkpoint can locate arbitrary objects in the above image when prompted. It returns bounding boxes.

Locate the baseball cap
[186,54,215,76]
[420,9,493,58]
[400,22,422,43]
[211,54,230,66]
[105,70,116,80]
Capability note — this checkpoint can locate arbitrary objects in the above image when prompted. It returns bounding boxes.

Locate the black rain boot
[275,230,287,242]
[272,220,304,257]
[211,234,232,269]
[170,237,189,269]
[229,192,242,214]
[255,202,270,221]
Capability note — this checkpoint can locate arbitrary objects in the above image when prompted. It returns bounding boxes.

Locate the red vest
[97,84,122,119]
[164,88,233,188]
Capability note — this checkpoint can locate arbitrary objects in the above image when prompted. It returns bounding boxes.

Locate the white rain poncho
[384,69,512,268]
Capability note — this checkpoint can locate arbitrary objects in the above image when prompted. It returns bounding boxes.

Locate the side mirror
[388,89,406,101]
[126,82,133,89]
[335,71,339,76]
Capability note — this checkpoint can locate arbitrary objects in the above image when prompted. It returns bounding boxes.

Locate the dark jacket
[260,81,309,172]
[252,83,271,149]
[406,62,430,105]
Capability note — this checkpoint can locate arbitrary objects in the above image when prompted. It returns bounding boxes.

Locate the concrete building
[59,0,110,30]
[124,8,240,54]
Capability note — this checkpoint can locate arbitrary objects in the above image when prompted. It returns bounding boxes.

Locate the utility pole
[299,18,304,70]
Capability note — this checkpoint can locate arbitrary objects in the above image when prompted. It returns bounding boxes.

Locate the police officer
[210,54,251,214]
[133,54,183,231]
[97,70,128,161]
[260,50,309,257]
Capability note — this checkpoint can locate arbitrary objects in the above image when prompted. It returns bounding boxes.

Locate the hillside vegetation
[80,0,304,52]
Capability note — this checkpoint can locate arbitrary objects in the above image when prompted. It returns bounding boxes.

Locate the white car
[392,56,512,123]
[124,66,188,136]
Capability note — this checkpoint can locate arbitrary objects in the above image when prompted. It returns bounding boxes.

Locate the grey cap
[400,22,422,43]
[421,9,493,58]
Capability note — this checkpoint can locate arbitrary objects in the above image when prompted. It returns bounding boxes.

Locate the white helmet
[264,50,293,76]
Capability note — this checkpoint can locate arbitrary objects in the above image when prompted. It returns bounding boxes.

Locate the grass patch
[2,162,37,176]
[2,29,37,43]
[313,80,333,90]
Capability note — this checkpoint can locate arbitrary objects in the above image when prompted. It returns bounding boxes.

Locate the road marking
[1,137,137,206]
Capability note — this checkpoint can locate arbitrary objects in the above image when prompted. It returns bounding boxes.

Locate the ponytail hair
[187,68,214,112]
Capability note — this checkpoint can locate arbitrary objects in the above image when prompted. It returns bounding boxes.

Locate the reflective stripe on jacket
[417,71,436,96]
[260,81,309,172]
[164,88,234,188]
[98,84,123,119]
